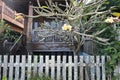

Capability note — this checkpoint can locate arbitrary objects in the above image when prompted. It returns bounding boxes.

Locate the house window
[44,20,63,29]
[33,21,38,29]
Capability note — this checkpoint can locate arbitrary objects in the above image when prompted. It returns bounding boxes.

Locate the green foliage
[96,25,120,79]
[94,23,117,55]
[0,20,20,42]
[103,0,120,10]
[2,76,7,80]
[0,20,8,28]
[105,41,120,65]
[104,41,120,79]
[3,29,20,42]
[29,73,52,80]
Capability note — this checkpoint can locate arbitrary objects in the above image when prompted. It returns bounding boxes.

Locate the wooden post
[26,1,33,54]
[22,17,28,46]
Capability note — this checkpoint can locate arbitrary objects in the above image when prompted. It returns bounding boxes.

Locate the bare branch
[24,0,110,54]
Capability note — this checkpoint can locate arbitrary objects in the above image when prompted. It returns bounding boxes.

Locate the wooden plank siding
[0,1,24,33]
[0,55,116,80]
[31,42,72,52]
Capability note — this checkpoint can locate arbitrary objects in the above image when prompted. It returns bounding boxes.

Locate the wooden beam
[3,14,24,29]
[22,18,28,46]
[27,2,33,42]
[9,24,23,33]
[7,0,29,2]
[31,42,72,52]
[26,1,33,53]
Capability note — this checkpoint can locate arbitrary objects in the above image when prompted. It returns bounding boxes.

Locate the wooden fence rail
[0,55,112,80]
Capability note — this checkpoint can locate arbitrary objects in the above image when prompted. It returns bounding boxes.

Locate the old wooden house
[0,0,95,55]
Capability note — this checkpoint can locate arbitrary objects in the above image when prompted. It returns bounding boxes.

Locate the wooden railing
[31,29,72,51]
[32,29,71,42]
[2,3,24,25]
[0,2,24,28]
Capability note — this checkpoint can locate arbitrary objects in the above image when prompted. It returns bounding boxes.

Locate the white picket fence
[0,55,107,80]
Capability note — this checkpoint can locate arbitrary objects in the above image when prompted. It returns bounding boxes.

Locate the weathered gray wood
[84,56,90,80]
[21,56,26,80]
[80,56,83,80]
[0,55,1,80]
[90,56,95,80]
[57,56,60,80]
[96,56,100,80]
[31,42,72,52]
[68,56,72,80]
[51,56,55,80]
[45,56,49,76]
[107,56,111,80]
[0,55,111,80]
[27,55,32,80]
[38,56,43,77]
[33,56,38,75]
[101,56,105,80]
[74,56,78,80]
[118,64,120,79]
[114,64,120,80]
[3,55,8,78]
[62,56,66,80]
[9,56,14,80]
[15,56,20,80]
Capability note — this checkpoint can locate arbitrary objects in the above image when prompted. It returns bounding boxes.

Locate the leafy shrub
[0,20,20,42]
[29,73,52,80]
[2,76,7,80]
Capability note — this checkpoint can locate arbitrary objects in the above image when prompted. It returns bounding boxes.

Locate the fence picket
[102,56,105,80]
[38,56,43,77]
[68,56,72,80]
[119,64,120,79]
[20,56,26,80]
[84,56,89,80]
[96,56,100,80]
[90,56,95,80]
[27,55,32,80]
[114,63,120,80]
[57,56,61,80]
[3,55,8,78]
[74,56,78,80]
[51,56,55,80]
[62,56,66,80]
[45,56,49,76]
[15,56,20,80]
[33,56,38,75]
[9,56,14,80]
[80,56,83,80]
